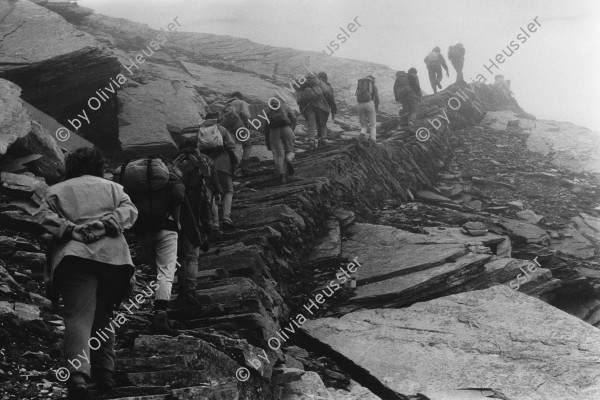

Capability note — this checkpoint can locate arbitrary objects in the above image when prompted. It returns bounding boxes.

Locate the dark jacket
[371,84,380,111]
[425,52,449,73]
[408,74,421,97]
[297,77,331,115]
[320,81,337,115]
[266,103,297,131]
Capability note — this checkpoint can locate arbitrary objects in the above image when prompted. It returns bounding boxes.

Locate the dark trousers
[227,118,252,161]
[428,65,443,92]
[399,93,420,124]
[451,58,464,83]
[304,105,329,140]
[55,258,131,378]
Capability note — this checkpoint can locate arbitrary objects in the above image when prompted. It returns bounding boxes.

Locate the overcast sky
[79,0,600,131]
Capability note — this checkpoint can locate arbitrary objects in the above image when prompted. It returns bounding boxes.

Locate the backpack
[355,78,373,103]
[424,52,441,67]
[218,103,242,131]
[197,123,224,149]
[297,85,324,105]
[114,156,171,231]
[171,149,213,233]
[448,45,464,60]
[394,72,410,100]
[268,105,292,128]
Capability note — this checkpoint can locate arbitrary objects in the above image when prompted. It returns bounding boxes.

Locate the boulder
[0,79,31,155]
[0,172,47,204]
[550,227,595,259]
[498,218,550,245]
[9,121,64,184]
[117,72,205,156]
[302,286,600,400]
[21,100,93,153]
[0,0,120,119]
[516,209,544,224]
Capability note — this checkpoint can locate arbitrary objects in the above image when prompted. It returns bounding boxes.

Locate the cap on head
[230,91,243,99]
[317,71,328,82]
[367,74,375,82]
[433,46,441,53]
[408,67,417,74]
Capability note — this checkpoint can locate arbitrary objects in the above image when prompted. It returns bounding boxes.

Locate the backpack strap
[146,157,154,224]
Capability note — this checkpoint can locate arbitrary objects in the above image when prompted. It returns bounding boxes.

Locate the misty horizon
[78,0,600,131]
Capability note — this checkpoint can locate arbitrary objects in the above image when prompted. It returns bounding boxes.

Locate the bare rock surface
[302,286,600,400]
[342,223,511,286]
[0,0,119,118]
[0,79,31,155]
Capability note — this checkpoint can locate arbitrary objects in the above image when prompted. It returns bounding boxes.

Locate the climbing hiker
[448,43,466,84]
[265,97,297,184]
[114,155,185,336]
[36,147,138,399]
[394,68,422,129]
[198,113,238,231]
[317,71,338,124]
[297,73,333,148]
[219,92,252,174]
[356,74,379,141]
[424,47,449,94]
[171,142,221,304]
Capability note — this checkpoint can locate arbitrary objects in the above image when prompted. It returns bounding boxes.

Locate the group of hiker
[35,106,249,398]
[423,43,466,94]
[35,42,475,399]
[391,43,466,130]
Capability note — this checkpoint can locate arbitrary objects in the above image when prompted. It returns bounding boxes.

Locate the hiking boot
[285,159,294,176]
[279,173,288,185]
[67,373,89,400]
[318,139,333,147]
[307,139,317,149]
[222,218,235,230]
[90,368,114,394]
[150,311,176,335]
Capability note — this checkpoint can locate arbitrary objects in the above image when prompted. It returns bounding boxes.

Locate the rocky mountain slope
[1,1,600,400]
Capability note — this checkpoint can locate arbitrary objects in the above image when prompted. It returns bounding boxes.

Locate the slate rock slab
[302,286,600,400]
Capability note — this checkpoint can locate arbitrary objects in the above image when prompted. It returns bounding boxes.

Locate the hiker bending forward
[266,98,297,184]
[36,147,138,399]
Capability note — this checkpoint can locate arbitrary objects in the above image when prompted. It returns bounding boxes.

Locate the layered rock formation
[1,2,600,400]
[302,286,600,400]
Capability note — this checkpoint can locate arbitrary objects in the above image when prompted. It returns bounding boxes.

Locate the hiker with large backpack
[355,75,379,141]
[115,155,185,335]
[35,147,138,399]
[197,113,238,231]
[424,47,449,94]
[171,142,222,304]
[265,97,297,184]
[448,43,466,84]
[394,68,422,128]
[296,74,332,148]
[317,71,338,127]
[219,92,252,173]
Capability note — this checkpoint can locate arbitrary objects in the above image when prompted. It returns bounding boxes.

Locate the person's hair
[433,46,440,52]
[408,67,417,74]
[317,72,328,82]
[367,74,375,82]
[65,147,105,179]
[230,91,243,99]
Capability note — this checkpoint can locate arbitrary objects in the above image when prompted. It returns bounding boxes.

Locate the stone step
[123,369,210,387]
